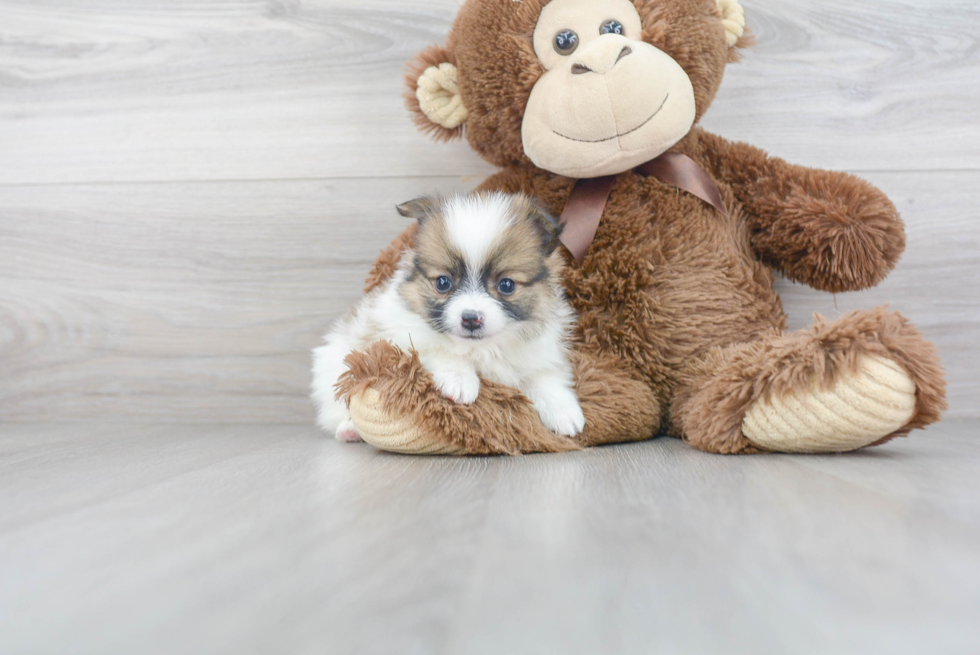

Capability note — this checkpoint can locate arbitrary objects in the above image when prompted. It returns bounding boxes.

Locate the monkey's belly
[571,250,786,387]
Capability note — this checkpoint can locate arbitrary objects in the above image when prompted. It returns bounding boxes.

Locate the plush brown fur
[342,0,946,454]
[697,131,906,293]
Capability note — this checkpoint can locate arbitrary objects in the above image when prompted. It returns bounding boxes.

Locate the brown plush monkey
[337,0,946,455]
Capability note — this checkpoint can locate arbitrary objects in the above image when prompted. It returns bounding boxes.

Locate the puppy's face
[397,193,563,342]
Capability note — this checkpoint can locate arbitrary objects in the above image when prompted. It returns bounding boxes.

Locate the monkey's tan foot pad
[348,389,466,455]
[742,354,916,453]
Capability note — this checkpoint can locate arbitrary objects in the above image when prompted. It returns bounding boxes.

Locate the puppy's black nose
[461,311,483,331]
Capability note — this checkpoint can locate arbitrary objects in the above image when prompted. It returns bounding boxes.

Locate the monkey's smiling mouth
[552,94,670,144]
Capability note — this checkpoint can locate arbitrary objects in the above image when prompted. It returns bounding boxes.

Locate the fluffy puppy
[312,192,585,442]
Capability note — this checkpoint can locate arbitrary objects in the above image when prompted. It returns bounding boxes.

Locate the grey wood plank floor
[1,421,978,655]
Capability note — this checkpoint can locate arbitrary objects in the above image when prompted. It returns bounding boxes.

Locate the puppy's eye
[497,278,516,296]
[434,276,453,293]
[600,20,625,36]
[553,29,579,55]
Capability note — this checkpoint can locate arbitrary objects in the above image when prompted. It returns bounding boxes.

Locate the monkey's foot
[741,354,916,453]
[348,389,465,455]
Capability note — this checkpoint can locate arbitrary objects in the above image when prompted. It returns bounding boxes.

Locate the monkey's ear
[396,196,442,224]
[717,0,754,61]
[405,45,467,141]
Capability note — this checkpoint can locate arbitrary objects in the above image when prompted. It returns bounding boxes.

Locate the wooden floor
[2,420,979,654]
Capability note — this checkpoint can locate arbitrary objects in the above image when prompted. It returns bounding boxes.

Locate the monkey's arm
[696,129,905,293]
[363,222,417,293]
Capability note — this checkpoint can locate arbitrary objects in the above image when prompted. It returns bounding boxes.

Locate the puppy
[311,192,586,442]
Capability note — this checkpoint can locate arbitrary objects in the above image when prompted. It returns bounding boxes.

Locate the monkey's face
[406,0,748,177]
[522,0,696,178]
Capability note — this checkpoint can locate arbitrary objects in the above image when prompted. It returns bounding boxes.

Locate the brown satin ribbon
[559,152,727,262]
[637,153,727,216]
[556,175,617,262]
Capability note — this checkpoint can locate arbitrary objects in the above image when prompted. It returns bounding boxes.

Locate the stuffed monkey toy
[336,0,946,455]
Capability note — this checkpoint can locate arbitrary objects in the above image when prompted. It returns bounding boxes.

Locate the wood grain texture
[0,0,978,184]
[1,421,979,654]
[0,172,976,422]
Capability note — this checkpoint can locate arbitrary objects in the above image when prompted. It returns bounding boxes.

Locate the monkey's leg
[671,307,946,454]
[339,342,662,455]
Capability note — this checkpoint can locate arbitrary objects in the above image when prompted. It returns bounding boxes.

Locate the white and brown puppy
[312,192,585,442]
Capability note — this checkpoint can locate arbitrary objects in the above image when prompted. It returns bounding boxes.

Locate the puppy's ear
[405,45,467,141]
[527,201,563,256]
[396,196,442,224]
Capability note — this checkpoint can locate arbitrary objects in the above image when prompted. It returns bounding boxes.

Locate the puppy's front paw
[532,386,586,437]
[541,403,586,438]
[432,368,481,405]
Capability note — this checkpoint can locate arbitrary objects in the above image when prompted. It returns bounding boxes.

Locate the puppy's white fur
[311,193,585,441]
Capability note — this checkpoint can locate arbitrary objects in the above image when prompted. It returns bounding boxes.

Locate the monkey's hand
[698,129,905,293]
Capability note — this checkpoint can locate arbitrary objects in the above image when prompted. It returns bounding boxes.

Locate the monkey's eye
[553,29,579,55]
[435,276,453,293]
[600,19,625,36]
[497,278,516,296]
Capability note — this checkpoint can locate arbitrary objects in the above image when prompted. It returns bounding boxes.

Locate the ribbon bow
[559,153,727,262]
